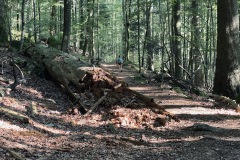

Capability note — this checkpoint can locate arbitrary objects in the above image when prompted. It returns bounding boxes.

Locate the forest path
[100,62,240,159]
[1,51,240,159]
[100,62,226,118]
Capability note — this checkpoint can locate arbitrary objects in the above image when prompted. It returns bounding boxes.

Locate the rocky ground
[0,49,240,160]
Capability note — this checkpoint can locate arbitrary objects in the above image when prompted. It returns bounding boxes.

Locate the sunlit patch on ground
[167,107,240,115]
[0,120,26,131]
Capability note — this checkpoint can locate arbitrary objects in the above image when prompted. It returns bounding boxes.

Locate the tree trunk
[122,0,130,61]
[38,0,41,37]
[192,0,203,87]
[61,0,72,52]
[0,0,8,43]
[17,0,20,31]
[172,0,182,79]
[50,0,57,36]
[89,0,94,60]
[25,44,180,124]
[27,44,91,97]
[19,0,25,50]
[79,0,85,51]
[213,0,240,99]
[26,0,31,39]
[204,1,211,87]
[33,0,37,42]
[137,0,141,73]
[146,0,154,71]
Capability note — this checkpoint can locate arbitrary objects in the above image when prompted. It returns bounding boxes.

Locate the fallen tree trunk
[24,44,179,124]
[25,44,92,98]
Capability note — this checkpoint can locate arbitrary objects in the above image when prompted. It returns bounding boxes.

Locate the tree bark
[172,0,182,79]
[137,0,141,73]
[20,0,26,50]
[122,0,130,61]
[192,0,203,87]
[0,0,8,43]
[61,0,72,52]
[50,0,57,36]
[146,0,154,71]
[213,0,240,99]
[26,44,91,99]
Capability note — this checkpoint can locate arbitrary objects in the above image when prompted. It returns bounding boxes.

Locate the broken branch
[85,91,108,116]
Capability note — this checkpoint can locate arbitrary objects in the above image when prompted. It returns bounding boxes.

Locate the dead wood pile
[24,44,179,126]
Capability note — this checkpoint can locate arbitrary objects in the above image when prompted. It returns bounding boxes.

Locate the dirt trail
[0,54,240,159]
[101,62,240,160]
[101,62,239,119]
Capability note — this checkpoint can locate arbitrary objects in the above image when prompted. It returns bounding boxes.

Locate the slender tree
[172,0,182,78]
[85,0,94,60]
[17,0,20,31]
[33,0,37,42]
[0,0,8,43]
[191,0,203,86]
[213,0,240,99]
[146,0,154,71]
[122,0,130,61]
[19,0,26,50]
[50,0,58,36]
[79,0,85,51]
[61,0,72,52]
[137,0,141,73]
[38,0,41,37]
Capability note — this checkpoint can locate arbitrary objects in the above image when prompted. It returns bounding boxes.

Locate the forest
[0,0,239,98]
[0,0,240,159]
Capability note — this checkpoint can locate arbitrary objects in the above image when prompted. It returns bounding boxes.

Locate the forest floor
[0,50,240,160]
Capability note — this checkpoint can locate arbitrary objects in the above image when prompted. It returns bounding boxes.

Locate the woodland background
[0,0,240,102]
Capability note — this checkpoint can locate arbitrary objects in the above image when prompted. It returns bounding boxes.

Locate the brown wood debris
[69,68,180,126]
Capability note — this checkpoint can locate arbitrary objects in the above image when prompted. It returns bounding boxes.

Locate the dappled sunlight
[0,58,240,159]
[29,119,69,135]
[0,120,27,131]
[101,63,117,68]
[129,86,152,91]
[1,97,26,111]
[116,75,126,79]
[162,99,213,107]
[70,114,105,127]
[18,85,44,100]
[167,107,240,116]
[31,121,70,134]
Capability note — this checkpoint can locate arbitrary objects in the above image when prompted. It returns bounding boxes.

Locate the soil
[0,51,240,160]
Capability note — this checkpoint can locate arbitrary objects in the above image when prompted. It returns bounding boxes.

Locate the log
[25,44,93,100]
[24,44,179,124]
